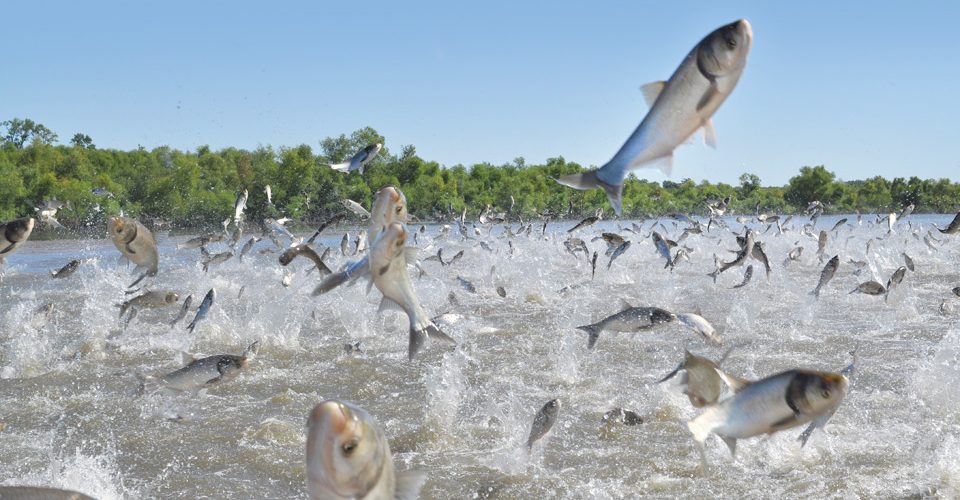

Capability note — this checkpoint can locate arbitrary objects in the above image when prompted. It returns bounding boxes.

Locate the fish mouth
[736,19,752,39]
[110,217,124,232]
[311,400,351,435]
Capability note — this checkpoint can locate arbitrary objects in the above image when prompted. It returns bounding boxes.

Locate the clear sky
[3,1,958,186]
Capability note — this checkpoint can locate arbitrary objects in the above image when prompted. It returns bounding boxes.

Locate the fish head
[544,398,561,417]
[306,400,390,498]
[165,292,180,304]
[789,371,849,415]
[697,19,752,79]
[5,217,35,242]
[110,217,137,243]
[650,308,676,325]
[372,186,409,226]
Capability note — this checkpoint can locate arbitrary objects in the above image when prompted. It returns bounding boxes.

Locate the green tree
[784,165,840,208]
[70,133,95,149]
[2,118,58,148]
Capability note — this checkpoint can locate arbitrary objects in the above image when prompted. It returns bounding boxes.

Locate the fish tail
[706,269,719,283]
[576,324,603,350]
[425,323,456,344]
[186,320,196,333]
[328,162,350,172]
[408,327,428,360]
[554,170,623,216]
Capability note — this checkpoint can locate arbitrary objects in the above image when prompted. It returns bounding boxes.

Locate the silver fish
[0,217,35,265]
[233,189,248,225]
[139,341,259,394]
[675,312,722,345]
[328,143,383,174]
[577,305,675,350]
[651,231,673,268]
[898,203,914,222]
[370,223,455,359]
[279,245,332,275]
[784,246,803,266]
[687,369,849,459]
[170,294,194,327]
[591,251,598,279]
[202,250,233,272]
[186,288,215,333]
[239,236,260,262]
[810,255,839,298]
[607,240,631,269]
[306,400,425,500]
[564,238,589,258]
[885,266,907,301]
[457,276,476,294]
[527,398,561,451]
[830,218,847,232]
[342,199,371,218]
[596,232,626,255]
[902,253,915,272]
[850,281,886,296]
[555,20,752,214]
[50,259,80,279]
[444,249,464,266]
[119,290,179,319]
[751,242,770,277]
[568,216,599,233]
[719,231,753,273]
[109,216,159,276]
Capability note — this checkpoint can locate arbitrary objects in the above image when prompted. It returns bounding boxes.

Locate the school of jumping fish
[1,18,957,499]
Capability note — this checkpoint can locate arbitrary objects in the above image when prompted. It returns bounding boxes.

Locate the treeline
[0,118,957,228]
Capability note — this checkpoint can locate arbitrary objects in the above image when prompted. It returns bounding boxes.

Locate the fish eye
[820,388,831,399]
[726,38,737,49]
[341,437,360,455]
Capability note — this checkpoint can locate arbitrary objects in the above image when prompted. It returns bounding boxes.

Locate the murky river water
[1,215,958,498]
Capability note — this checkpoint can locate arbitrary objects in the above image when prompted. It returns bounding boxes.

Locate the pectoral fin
[721,436,737,457]
[770,413,800,430]
[378,296,405,313]
[702,119,717,148]
[657,363,683,384]
[696,82,722,112]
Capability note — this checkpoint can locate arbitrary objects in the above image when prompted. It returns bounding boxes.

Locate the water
[0,215,958,499]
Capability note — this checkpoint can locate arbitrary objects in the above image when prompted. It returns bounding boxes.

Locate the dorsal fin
[640,81,667,107]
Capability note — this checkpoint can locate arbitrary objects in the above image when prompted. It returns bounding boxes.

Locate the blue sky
[3,1,958,186]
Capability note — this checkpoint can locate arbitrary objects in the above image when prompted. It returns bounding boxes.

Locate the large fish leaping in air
[556,19,752,215]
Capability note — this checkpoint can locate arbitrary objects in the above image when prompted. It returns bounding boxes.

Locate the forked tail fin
[576,323,603,350]
[554,170,624,216]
